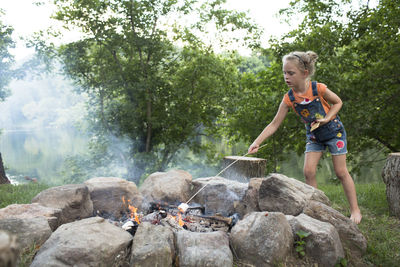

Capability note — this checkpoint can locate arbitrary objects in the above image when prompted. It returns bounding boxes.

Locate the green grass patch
[320,182,400,266]
[0,183,49,208]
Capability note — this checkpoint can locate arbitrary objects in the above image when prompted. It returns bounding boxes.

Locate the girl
[248,51,362,224]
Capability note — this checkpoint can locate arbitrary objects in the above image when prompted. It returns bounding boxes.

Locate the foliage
[31,0,260,183]
[0,10,14,101]
[334,257,348,267]
[294,229,311,258]
[271,0,400,154]
[218,51,309,173]
[221,0,399,174]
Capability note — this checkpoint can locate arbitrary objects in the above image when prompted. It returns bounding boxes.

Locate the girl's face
[282,59,308,89]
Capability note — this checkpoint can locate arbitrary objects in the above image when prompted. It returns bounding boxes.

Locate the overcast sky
[1,0,294,60]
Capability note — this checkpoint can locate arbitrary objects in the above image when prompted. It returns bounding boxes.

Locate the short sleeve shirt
[283,82,332,116]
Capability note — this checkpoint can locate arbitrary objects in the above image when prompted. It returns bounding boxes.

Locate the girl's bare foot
[350,209,362,224]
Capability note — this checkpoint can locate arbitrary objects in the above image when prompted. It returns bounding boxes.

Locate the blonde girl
[248,51,362,224]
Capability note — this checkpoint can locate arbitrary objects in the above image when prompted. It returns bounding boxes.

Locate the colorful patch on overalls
[337,132,342,138]
[300,109,310,118]
[336,140,345,150]
[315,113,324,119]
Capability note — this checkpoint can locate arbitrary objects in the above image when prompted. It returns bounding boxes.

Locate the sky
[1,0,294,61]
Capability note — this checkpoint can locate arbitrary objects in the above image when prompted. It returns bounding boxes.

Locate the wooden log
[0,153,11,184]
[221,156,266,182]
[382,153,400,219]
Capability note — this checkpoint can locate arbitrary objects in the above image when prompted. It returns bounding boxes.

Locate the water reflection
[1,127,88,185]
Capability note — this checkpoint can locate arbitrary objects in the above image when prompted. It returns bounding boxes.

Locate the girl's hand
[313,117,329,126]
[248,143,260,154]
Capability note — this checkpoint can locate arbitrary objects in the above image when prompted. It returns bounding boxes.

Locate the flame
[122,196,140,224]
[177,212,185,227]
[128,205,141,224]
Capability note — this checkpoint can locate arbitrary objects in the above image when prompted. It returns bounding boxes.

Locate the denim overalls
[288,82,346,152]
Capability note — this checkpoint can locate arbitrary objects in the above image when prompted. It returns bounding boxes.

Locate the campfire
[114,197,239,236]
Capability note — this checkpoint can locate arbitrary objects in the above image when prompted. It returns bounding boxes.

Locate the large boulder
[236,178,263,216]
[258,173,330,215]
[85,177,143,219]
[303,200,367,259]
[287,213,344,267]
[230,212,293,266]
[139,170,192,205]
[176,230,233,267]
[0,230,18,267]
[130,222,175,267]
[30,217,133,267]
[0,203,62,231]
[190,176,248,216]
[31,184,93,225]
[0,217,52,252]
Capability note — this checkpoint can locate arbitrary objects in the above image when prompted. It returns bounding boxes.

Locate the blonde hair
[283,51,319,77]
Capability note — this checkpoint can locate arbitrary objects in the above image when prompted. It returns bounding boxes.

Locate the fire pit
[106,198,239,236]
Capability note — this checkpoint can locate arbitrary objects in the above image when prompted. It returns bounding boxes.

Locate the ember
[108,198,239,236]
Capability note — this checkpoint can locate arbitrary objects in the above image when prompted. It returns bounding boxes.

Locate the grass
[1,182,399,266]
[0,183,49,208]
[320,182,400,266]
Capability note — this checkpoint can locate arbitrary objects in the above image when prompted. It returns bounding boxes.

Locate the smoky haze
[0,57,221,185]
[0,58,91,185]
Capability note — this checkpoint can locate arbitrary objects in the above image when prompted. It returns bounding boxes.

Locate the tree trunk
[221,156,267,182]
[382,152,400,219]
[0,153,11,184]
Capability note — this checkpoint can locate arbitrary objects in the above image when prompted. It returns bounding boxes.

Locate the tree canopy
[221,0,400,173]
[0,10,14,101]
[36,0,260,183]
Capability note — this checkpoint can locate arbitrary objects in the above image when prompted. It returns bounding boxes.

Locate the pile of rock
[0,170,367,266]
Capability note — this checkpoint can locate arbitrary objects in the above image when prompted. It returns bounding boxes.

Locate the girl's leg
[303,152,323,188]
[332,154,362,224]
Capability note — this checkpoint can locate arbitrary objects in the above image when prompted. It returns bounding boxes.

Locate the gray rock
[258,173,330,215]
[0,203,62,231]
[0,230,18,267]
[230,212,293,266]
[0,217,52,252]
[130,222,175,267]
[31,184,93,225]
[176,230,232,267]
[139,169,192,205]
[191,176,248,216]
[303,200,367,258]
[287,213,344,267]
[236,178,263,216]
[85,177,143,219]
[30,217,133,267]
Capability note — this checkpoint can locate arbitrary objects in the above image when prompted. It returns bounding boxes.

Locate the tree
[35,0,260,183]
[0,10,15,184]
[218,50,307,173]
[273,0,400,165]
[220,0,400,174]
[0,10,13,101]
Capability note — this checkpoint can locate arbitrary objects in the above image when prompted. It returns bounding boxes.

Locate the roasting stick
[178,143,268,213]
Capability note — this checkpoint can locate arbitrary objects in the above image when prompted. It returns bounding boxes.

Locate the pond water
[0,127,89,185]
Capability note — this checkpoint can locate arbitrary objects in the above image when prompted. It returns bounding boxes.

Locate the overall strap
[311,81,318,96]
[288,89,295,102]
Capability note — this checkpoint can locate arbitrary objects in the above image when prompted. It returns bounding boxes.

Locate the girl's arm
[316,88,343,125]
[248,100,289,154]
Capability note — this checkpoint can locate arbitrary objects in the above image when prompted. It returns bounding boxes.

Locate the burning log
[221,156,266,182]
